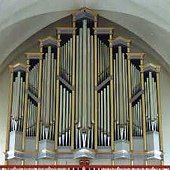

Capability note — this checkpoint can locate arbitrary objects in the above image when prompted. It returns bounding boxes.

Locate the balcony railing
[0,165,170,170]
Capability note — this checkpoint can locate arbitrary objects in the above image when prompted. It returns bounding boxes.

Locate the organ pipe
[55,34,60,150]
[82,19,87,130]
[87,28,91,128]
[94,21,98,151]
[6,10,163,162]
[142,71,159,133]
[109,33,114,151]
[22,61,29,151]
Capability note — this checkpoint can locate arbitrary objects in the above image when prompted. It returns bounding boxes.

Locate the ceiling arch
[0,0,170,73]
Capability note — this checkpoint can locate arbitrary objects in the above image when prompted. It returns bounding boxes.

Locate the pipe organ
[5,8,163,165]
[144,71,158,132]
[10,68,26,132]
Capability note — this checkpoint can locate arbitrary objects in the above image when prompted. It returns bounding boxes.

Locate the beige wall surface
[0,16,170,165]
[0,68,10,165]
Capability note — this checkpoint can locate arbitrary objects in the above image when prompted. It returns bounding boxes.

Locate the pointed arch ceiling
[0,0,170,73]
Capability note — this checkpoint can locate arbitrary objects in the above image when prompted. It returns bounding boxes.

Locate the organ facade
[5,8,163,165]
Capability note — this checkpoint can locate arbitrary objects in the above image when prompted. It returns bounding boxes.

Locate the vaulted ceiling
[0,0,170,73]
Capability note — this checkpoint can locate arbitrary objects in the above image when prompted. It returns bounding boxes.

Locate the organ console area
[5,8,163,165]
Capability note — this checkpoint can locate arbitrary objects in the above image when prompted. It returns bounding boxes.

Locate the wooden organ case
[5,8,163,165]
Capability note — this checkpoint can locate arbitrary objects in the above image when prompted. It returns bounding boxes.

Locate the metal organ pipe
[78,28,83,129]
[68,92,72,146]
[125,57,129,140]
[46,46,51,127]
[59,85,63,145]
[140,99,142,135]
[122,54,126,124]
[82,19,87,131]
[107,85,110,146]
[50,53,54,124]
[100,90,104,146]
[56,35,73,146]
[115,53,119,140]
[37,46,57,141]
[146,77,151,131]
[11,80,16,130]
[15,71,21,122]
[98,93,101,146]
[67,41,69,82]
[11,71,27,132]
[97,38,100,83]
[132,98,143,137]
[113,46,130,141]
[70,38,73,84]
[65,90,69,146]
[65,43,67,80]
[52,57,57,140]
[26,62,40,138]
[91,35,94,148]
[62,87,66,145]
[118,46,123,130]
[113,58,117,139]
[144,81,148,130]
[18,77,23,130]
[131,63,140,96]
[87,28,91,148]
[144,72,158,132]
[21,79,25,131]
[104,87,107,146]
[26,98,37,137]
[149,72,154,131]
[75,35,79,149]
[73,20,96,149]
[97,38,111,146]
[87,28,91,128]
[153,78,158,131]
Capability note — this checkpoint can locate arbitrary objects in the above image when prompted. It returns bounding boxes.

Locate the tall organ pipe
[118,46,123,128]
[75,35,79,124]
[15,71,21,122]
[62,87,66,146]
[59,85,63,145]
[70,38,73,84]
[78,28,83,128]
[65,90,69,146]
[144,72,159,132]
[98,93,101,145]
[107,85,110,146]
[114,59,117,140]
[82,19,87,130]
[104,87,107,146]
[91,35,94,148]
[116,53,119,140]
[125,58,129,140]
[100,90,104,146]
[45,46,51,126]
[91,35,94,124]
[87,28,91,128]
[75,35,79,149]
[69,92,72,146]
[122,54,126,126]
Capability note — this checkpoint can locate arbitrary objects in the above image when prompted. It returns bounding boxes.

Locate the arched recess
[0,2,170,74]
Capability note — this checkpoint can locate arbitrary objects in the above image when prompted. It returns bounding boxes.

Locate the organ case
[5,8,163,165]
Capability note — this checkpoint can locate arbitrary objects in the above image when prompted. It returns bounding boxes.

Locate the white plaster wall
[1,1,170,74]
[160,68,170,164]
[0,66,10,165]
[0,16,170,165]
